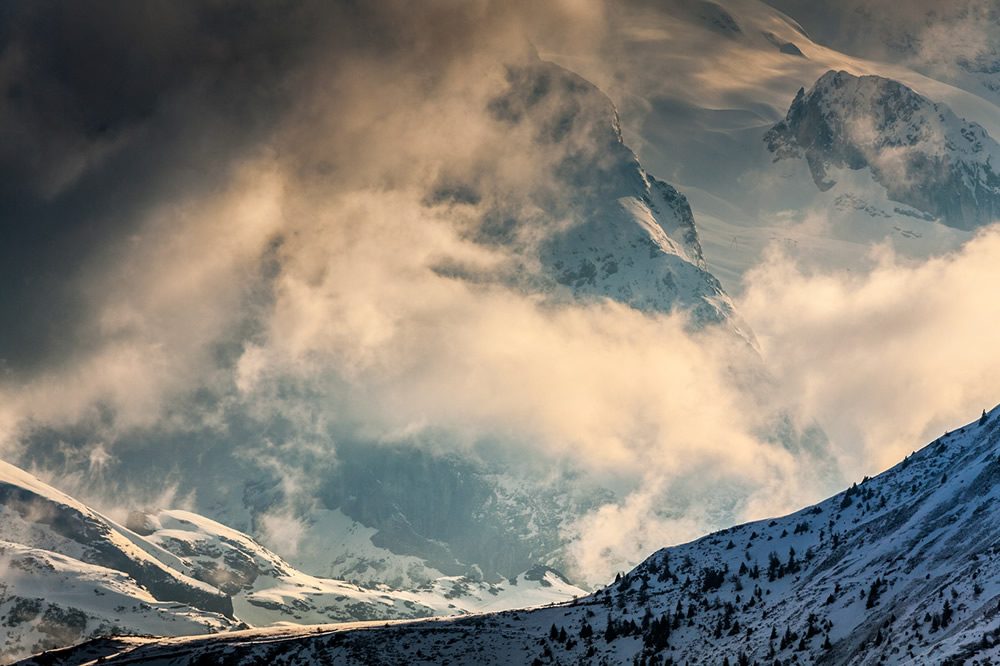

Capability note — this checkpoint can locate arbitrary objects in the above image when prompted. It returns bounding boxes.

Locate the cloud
[740,225,1000,476]
[0,156,834,585]
[1,0,997,590]
[762,0,1000,84]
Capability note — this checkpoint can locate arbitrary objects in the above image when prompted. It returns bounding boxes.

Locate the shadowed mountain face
[316,442,614,584]
[35,406,1000,665]
[767,70,1000,230]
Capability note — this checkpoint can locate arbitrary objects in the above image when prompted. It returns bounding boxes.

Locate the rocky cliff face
[766,70,1000,230]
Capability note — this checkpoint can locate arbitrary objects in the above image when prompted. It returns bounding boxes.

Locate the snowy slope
[127,508,586,627]
[767,69,1000,230]
[0,461,242,663]
[0,460,234,618]
[0,542,237,663]
[761,0,1000,109]
[40,405,1000,665]
[0,461,585,663]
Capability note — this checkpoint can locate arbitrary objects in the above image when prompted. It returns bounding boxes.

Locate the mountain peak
[766,69,1000,230]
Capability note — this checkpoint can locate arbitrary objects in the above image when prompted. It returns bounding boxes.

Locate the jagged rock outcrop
[767,69,1000,230]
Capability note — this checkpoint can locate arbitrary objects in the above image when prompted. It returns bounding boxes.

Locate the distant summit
[767,70,1000,230]
[449,56,753,341]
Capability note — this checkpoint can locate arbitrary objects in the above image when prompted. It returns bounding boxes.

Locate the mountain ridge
[23,405,1000,665]
[0,460,585,664]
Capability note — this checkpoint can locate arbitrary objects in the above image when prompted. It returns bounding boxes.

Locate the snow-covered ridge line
[0,460,584,664]
[30,405,1000,665]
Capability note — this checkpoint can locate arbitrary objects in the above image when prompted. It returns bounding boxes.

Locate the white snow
[35,406,1000,665]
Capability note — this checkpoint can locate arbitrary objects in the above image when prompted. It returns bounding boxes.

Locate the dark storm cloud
[0,0,336,195]
[0,0,321,371]
[0,0,610,371]
[0,0,630,466]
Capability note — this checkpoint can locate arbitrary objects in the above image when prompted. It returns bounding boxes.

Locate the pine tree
[780,626,794,650]
[767,552,782,582]
[866,577,882,609]
[786,547,798,574]
[605,614,618,643]
[942,599,953,628]
[806,613,819,638]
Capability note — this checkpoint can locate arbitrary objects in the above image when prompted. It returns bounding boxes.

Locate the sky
[2,0,1000,586]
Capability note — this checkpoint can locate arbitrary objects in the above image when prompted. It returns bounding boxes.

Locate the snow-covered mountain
[0,460,240,662]
[459,56,753,340]
[0,461,585,663]
[538,0,1000,292]
[0,543,238,664]
[281,58,759,588]
[126,507,585,627]
[37,405,1000,665]
[766,69,1000,230]
[22,4,997,629]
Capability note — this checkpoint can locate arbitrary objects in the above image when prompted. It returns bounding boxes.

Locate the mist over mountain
[2,0,1000,663]
[28,407,1000,665]
[1,0,839,597]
